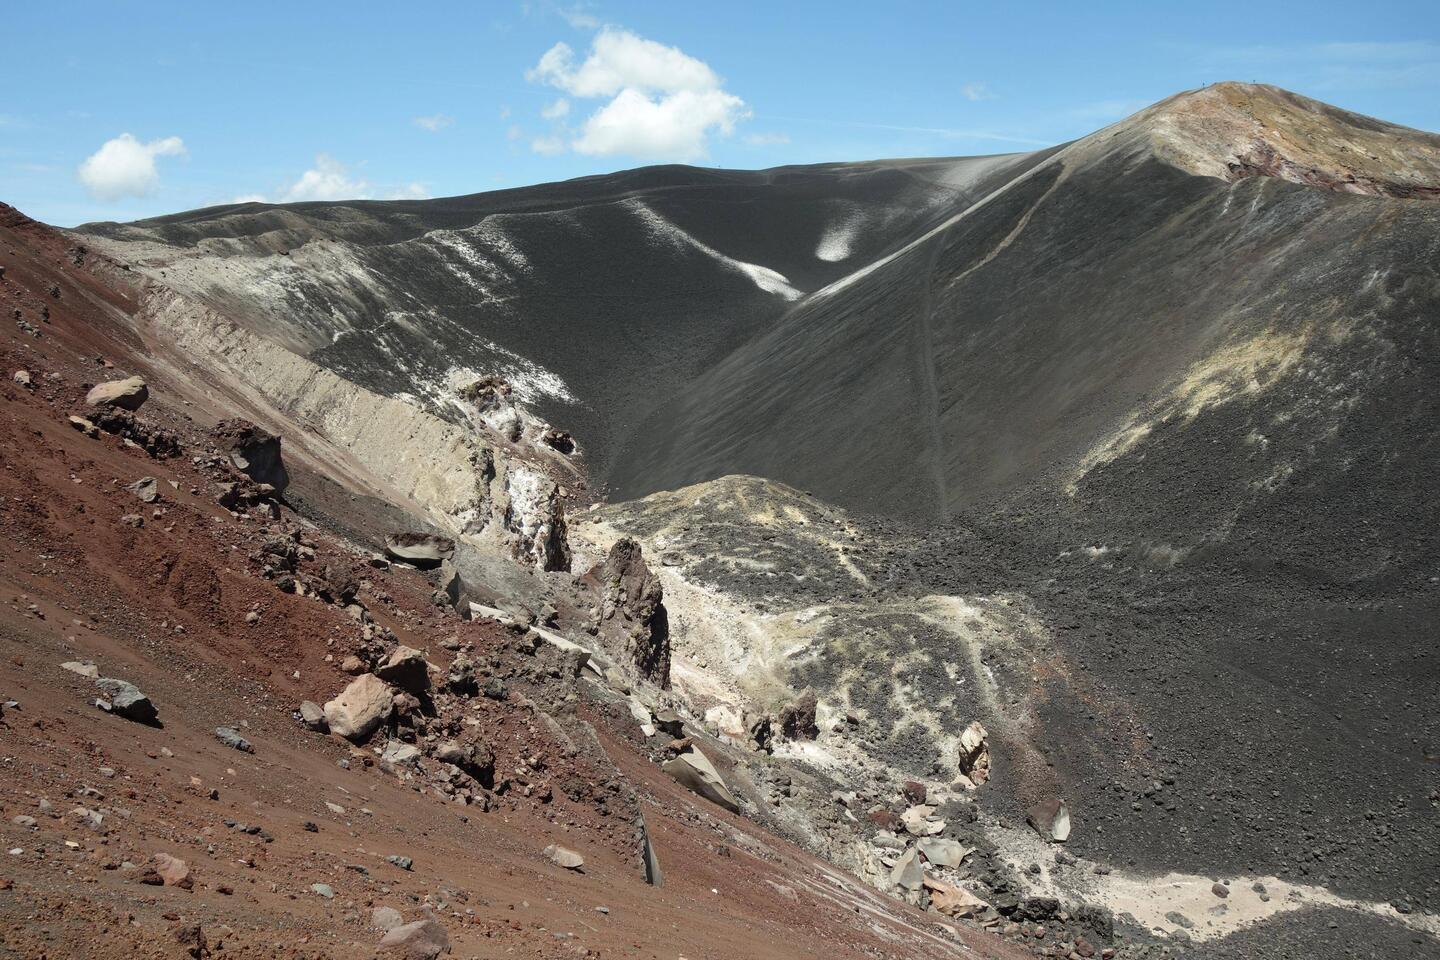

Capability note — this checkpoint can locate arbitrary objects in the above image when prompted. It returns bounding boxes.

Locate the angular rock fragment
[924,875,988,918]
[375,645,430,695]
[958,720,990,785]
[378,918,449,959]
[60,660,99,679]
[1027,798,1071,843]
[214,727,253,753]
[213,418,289,494]
[152,852,192,889]
[298,700,328,731]
[94,677,158,724]
[586,537,668,685]
[384,533,455,569]
[661,747,739,813]
[544,844,584,870]
[917,837,972,867]
[323,674,394,742]
[86,376,148,410]
[126,477,159,503]
[889,845,924,891]
[779,690,819,740]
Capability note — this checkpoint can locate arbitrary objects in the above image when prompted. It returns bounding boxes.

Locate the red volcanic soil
[0,207,1021,958]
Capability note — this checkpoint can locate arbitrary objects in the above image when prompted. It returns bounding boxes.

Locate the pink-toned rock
[378,918,449,959]
[324,674,394,742]
[153,852,193,889]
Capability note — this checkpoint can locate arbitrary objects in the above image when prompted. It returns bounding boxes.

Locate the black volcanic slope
[73,82,1440,916]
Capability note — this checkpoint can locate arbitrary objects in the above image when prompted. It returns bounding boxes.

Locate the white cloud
[282,154,370,202]
[559,4,599,29]
[531,135,566,155]
[526,26,749,161]
[414,113,454,132]
[77,133,186,201]
[541,98,571,119]
[499,104,512,119]
[744,131,790,146]
[961,82,995,101]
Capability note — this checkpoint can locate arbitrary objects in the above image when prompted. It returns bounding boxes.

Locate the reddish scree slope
[0,204,1023,959]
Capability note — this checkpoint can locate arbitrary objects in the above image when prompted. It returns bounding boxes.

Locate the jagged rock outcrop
[213,418,289,494]
[586,537,669,687]
[499,464,571,571]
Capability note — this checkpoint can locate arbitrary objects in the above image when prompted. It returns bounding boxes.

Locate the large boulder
[212,419,289,494]
[1027,798,1072,842]
[958,720,991,785]
[924,875,988,918]
[375,645,430,695]
[890,846,924,891]
[585,537,669,686]
[384,533,455,570]
[661,747,739,813]
[323,674,394,742]
[500,465,571,572]
[94,677,158,724]
[378,918,450,959]
[86,376,148,411]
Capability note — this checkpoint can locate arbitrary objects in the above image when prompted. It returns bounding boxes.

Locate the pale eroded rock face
[500,464,570,572]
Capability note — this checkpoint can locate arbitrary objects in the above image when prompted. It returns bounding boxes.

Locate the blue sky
[4,1,1438,226]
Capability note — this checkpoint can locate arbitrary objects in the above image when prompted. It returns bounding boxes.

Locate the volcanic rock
[94,677,158,724]
[544,844,584,870]
[214,727,253,753]
[958,721,990,786]
[126,477,159,503]
[586,537,669,685]
[298,700,328,731]
[889,846,923,891]
[1027,798,1072,843]
[152,852,192,889]
[661,747,739,813]
[323,674,394,742]
[384,533,455,570]
[778,690,819,740]
[924,875,988,918]
[377,918,449,959]
[212,418,289,494]
[86,376,148,410]
[375,645,430,694]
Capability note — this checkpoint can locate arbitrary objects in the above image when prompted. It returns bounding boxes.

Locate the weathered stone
[95,677,158,724]
[1027,798,1071,843]
[918,837,973,867]
[60,660,99,679]
[381,741,421,766]
[126,477,159,503]
[544,844,584,870]
[959,720,991,785]
[661,748,739,813]
[890,846,924,891]
[925,875,988,918]
[323,674,394,742]
[214,727,253,753]
[779,690,819,740]
[86,376,148,410]
[311,883,335,899]
[585,537,668,685]
[372,906,404,932]
[213,418,289,494]
[153,852,192,889]
[387,855,414,871]
[67,415,99,438]
[298,700,328,731]
[901,804,945,836]
[375,645,430,694]
[638,812,664,887]
[384,533,455,569]
[378,918,449,959]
